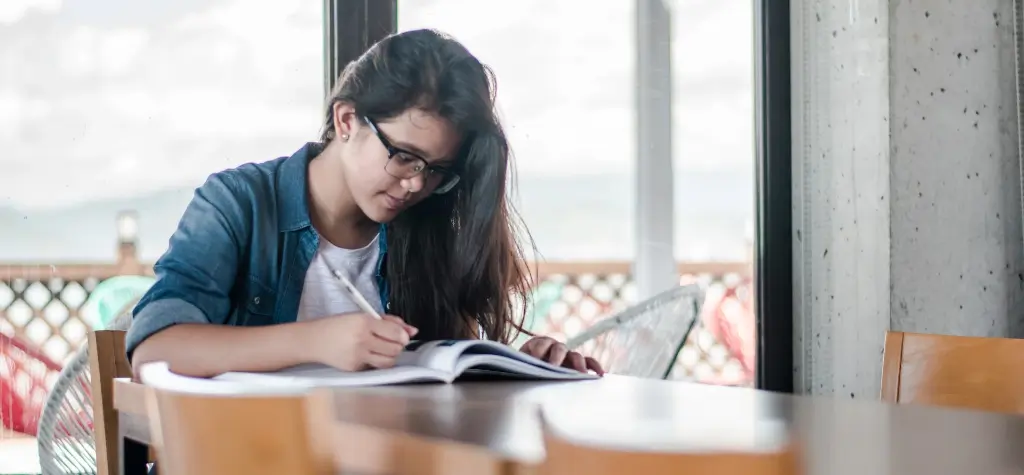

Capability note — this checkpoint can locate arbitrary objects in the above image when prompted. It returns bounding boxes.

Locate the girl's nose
[401,174,425,194]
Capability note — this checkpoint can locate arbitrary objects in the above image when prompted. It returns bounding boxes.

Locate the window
[401,1,757,385]
[0,0,322,361]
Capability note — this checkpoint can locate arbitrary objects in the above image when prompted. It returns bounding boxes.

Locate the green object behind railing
[81,275,155,330]
[512,280,564,347]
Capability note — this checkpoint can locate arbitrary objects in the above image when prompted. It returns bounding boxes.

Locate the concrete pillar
[635,0,678,300]
[792,0,892,397]
[792,0,1024,397]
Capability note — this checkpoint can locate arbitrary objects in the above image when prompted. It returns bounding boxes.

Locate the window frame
[753,0,794,393]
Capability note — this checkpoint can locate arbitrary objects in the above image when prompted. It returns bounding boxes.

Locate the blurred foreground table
[113,375,1024,475]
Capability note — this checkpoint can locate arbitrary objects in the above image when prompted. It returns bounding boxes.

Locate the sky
[0,0,753,209]
[1,0,323,209]
[0,0,754,261]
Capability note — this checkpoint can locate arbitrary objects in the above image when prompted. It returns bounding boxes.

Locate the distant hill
[0,171,752,263]
[0,187,194,263]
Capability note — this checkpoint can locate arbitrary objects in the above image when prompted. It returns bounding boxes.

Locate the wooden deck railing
[1,237,754,386]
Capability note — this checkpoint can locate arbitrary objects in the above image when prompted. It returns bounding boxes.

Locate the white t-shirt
[297,233,383,321]
[297,231,486,338]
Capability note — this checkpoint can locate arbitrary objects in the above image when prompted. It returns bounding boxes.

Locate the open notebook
[213,339,599,388]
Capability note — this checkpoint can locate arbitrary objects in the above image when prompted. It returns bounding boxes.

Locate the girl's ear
[332,102,360,141]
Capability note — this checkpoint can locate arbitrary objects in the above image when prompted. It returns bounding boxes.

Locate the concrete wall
[889,0,1024,338]
[792,0,1024,396]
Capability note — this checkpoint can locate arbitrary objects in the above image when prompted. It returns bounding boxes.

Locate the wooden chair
[35,308,137,475]
[139,362,336,475]
[881,331,1024,414]
[535,410,800,475]
[90,325,137,475]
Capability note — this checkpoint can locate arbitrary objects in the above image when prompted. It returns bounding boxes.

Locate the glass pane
[0,1,322,361]
[671,0,755,386]
[400,0,756,386]
[400,0,635,260]
[398,0,636,349]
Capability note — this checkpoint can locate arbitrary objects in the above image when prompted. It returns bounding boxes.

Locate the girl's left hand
[519,336,605,375]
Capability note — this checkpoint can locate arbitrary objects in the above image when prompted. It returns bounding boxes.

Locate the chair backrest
[139,362,335,475]
[565,284,703,379]
[538,411,800,475]
[880,331,1024,414]
[89,327,133,475]
[36,343,96,474]
[36,299,138,475]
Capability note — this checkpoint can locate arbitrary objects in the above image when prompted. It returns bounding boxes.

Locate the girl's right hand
[305,313,418,371]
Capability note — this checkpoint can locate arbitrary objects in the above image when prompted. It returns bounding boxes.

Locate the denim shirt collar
[276,142,320,232]
[276,142,390,310]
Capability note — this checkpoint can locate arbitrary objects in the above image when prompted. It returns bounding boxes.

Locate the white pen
[329,269,383,320]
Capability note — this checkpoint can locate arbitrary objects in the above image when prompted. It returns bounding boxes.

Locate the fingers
[523,337,557,360]
[565,352,587,372]
[585,356,605,376]
[362,351,398,369]
[366,334,405,358]
[362,326,406,369]
[524,337,577,368]
[546,342,569,367]
[382,314,418,337]
[370,318,412,345]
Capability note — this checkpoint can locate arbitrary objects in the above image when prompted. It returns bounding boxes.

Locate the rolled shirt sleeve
[125,172,248,359]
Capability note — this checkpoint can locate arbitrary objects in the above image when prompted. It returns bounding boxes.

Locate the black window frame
[323,0,396,94]
[753,0,793,393]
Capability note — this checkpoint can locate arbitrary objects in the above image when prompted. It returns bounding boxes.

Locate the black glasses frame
[363,116,460,194]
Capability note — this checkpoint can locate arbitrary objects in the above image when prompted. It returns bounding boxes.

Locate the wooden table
[114,375,1024,475]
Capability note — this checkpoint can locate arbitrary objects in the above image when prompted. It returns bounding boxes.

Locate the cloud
[173,0,321,85]
[401,0,636,176]
[1,0,755,262]
[0,0,323,209]
[0,0,61,25]
[58,26,150,77]
[0,89,25,138]
[400,0,754,175]
[1,0,755,210]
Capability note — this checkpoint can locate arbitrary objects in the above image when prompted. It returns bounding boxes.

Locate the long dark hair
[320,29,534,343]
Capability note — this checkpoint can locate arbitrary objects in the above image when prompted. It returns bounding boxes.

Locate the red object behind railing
[0,332,62,435]
[704,281,756,377]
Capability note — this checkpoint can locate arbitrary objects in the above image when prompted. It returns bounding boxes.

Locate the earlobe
[332,102,358,142]
[332,102,347,140]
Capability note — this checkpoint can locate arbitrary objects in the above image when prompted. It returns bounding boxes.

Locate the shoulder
[189,144,313,233]
[202,156,289,203]
[181,155,295,246]
[189,156,295,226]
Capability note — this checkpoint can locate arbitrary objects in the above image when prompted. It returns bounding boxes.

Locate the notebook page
[214,363,451,388]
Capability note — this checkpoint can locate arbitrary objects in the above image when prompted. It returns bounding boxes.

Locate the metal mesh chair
[36,303,136,475]
[566,283,703,379]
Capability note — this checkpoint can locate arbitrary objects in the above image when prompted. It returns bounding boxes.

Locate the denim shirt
[125,143,389,358]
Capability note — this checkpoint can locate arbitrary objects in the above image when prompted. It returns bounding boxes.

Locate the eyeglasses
[363,116,461,195]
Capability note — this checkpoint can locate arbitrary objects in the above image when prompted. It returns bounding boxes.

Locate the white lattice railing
[1,240,755,387]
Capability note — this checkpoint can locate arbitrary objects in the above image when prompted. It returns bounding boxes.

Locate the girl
[127,29,603,378]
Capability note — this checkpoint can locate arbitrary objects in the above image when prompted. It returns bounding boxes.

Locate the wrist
[287,319,325,365]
